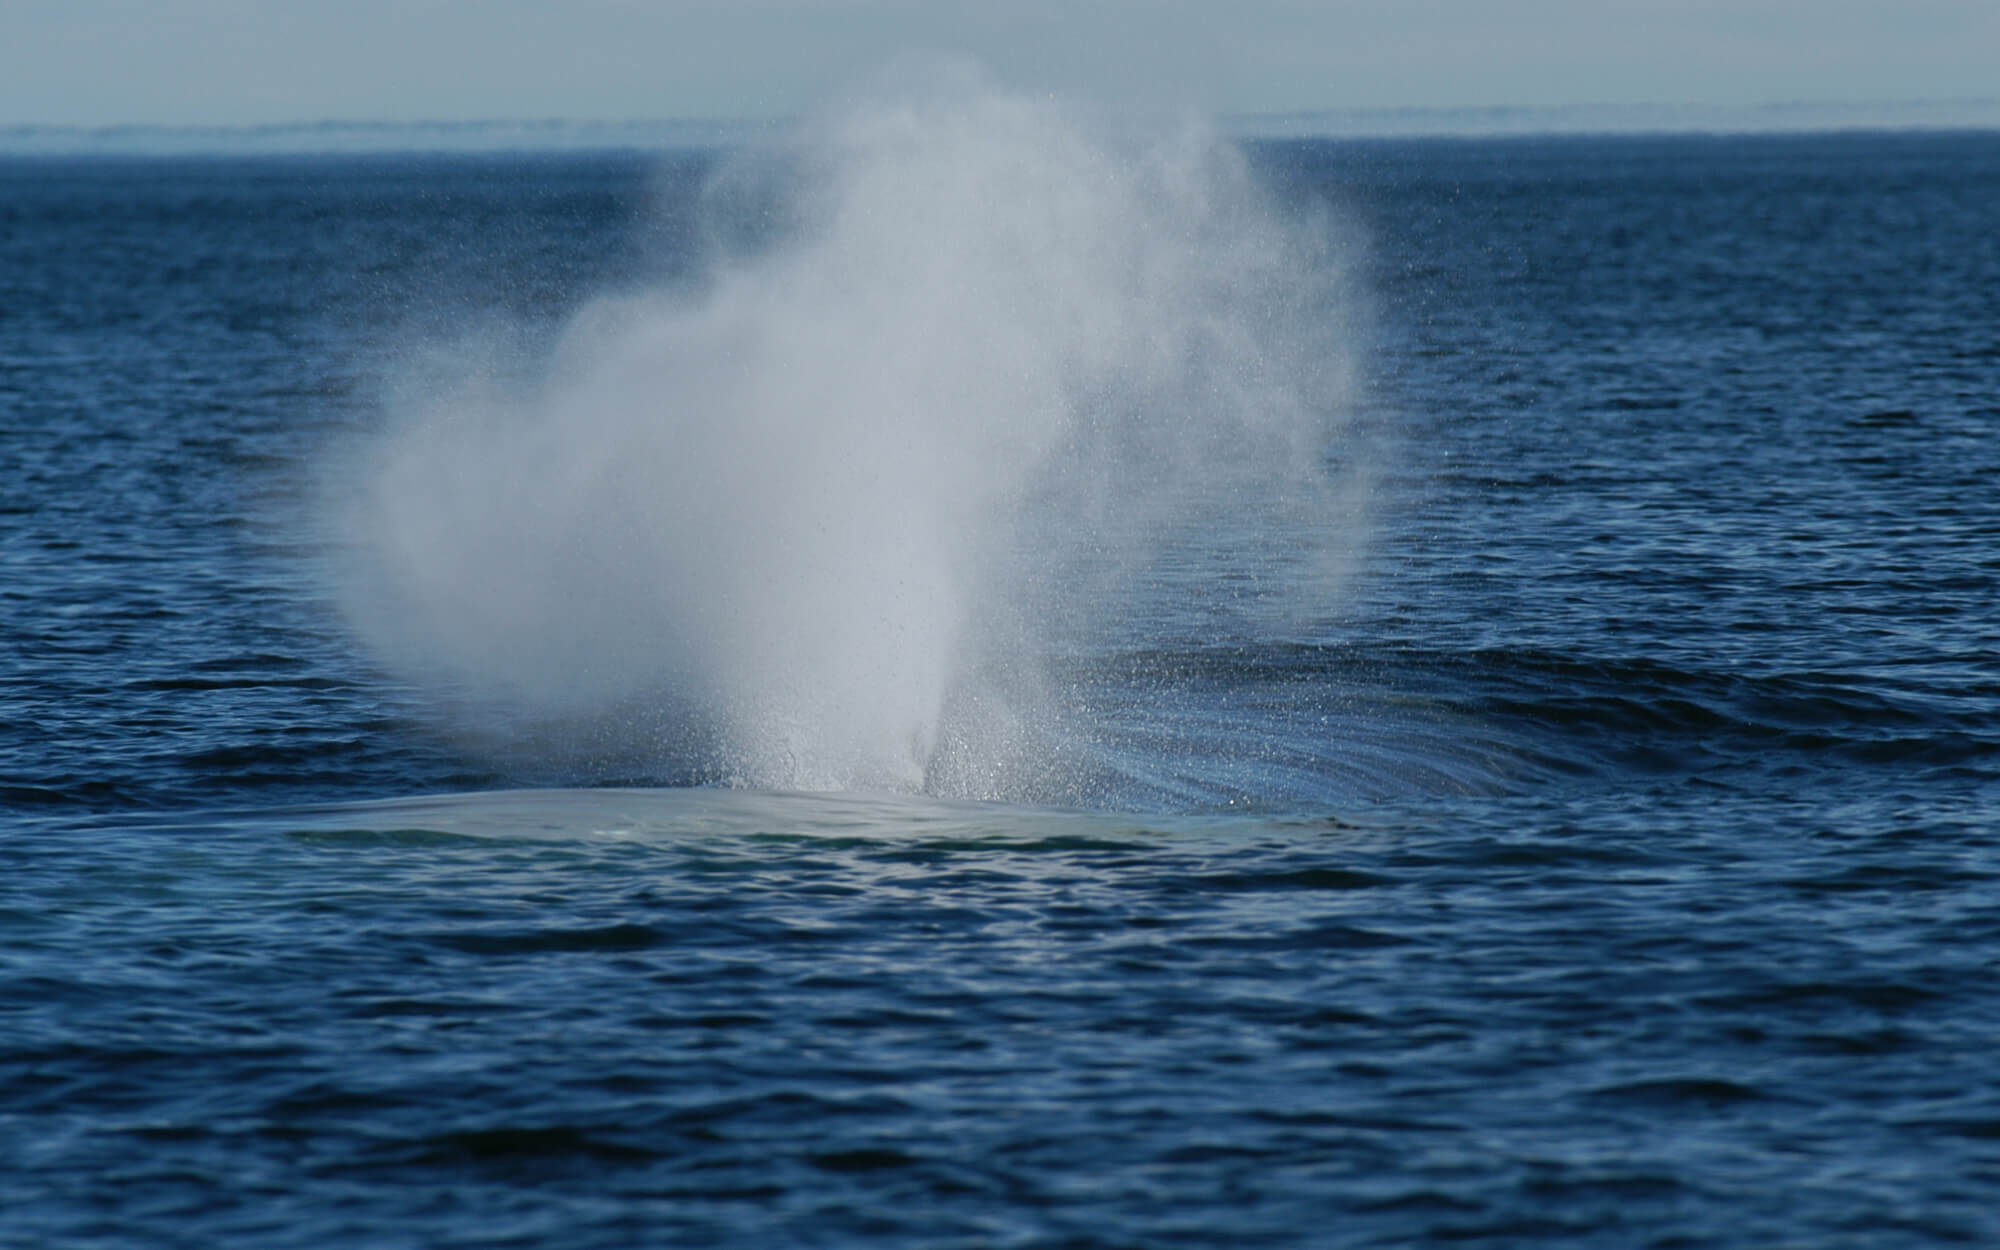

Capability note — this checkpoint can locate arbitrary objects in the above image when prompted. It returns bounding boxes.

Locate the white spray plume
[335,64,1360,800]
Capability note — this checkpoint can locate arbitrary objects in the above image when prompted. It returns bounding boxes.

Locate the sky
[1,0,1996,131]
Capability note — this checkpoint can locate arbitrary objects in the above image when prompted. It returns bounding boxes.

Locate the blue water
[6,129,2000,1247]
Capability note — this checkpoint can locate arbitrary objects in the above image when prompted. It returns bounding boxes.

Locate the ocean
[5,108,1999,1246]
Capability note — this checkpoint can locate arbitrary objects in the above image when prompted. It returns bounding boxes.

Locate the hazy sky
[3,0,1996,128]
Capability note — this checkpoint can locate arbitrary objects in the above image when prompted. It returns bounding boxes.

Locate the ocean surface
[6,124,2000,1247]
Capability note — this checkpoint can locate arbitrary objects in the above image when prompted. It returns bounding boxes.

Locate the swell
[1025,640,2000,809]
[1430,645,2000,785]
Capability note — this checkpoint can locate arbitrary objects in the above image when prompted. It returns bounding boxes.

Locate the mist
[332,65,1361,800]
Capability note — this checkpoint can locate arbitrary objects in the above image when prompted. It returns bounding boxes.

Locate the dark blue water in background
[5,131,2000,1246]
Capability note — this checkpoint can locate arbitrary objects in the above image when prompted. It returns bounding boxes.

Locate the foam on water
[332,65,1360,798]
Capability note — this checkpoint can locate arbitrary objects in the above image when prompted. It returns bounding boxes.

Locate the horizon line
[4,97,1998,155]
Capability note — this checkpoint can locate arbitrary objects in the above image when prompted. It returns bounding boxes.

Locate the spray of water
[334,65,1360,801]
